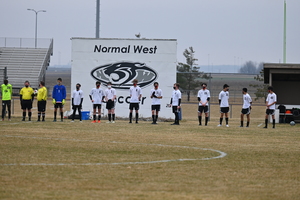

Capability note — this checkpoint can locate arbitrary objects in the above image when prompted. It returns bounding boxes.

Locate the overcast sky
[1,0,299,67]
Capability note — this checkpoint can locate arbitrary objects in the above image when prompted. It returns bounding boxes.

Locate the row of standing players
[1,78,277,128]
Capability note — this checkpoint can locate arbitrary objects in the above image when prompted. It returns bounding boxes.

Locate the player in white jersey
[105,82,117,123]
[197,83,210,126]
[129,79,142,123]
[218,84,230,127]
[264,86,277,129]
[89,81,104,123]
[150,82,163,124]
[71,83,84,122]
[170,83,181,125]
[240,88,252,127]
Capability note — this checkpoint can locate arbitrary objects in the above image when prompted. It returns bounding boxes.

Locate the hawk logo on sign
[91,62,158,89]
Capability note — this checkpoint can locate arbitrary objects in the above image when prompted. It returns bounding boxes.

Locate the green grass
[0,103,300,200]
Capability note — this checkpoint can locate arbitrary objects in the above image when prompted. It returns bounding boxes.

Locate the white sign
[71,38,177,118]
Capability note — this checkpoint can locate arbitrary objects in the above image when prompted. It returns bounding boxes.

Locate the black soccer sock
[155,115,158,122]
[220,118,223,125]
[246,121,249,127]
[93,115,96,121]
[265,119,268,127]
[152,115,155,122]
[198,116,202,125]
[136,113,139,122]
[28,112,32,118]
[108,114,111,121]
[205,117,209,125]
[129,113,132,122]
[112,114,115,121]
[54,111,57,120]
[23,112,26,119]
[60,112,63,120]
[225,118,228,125]
[241,121,243,127]
[78,110,82,121]
[42,113,45,121]
[175,112,179,124]
[38,113,41,121]
[273,119,275,128]
[98,115,101,121]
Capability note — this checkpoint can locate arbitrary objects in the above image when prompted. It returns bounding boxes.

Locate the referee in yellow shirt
[20,81,34,121]
[37,81,47,121]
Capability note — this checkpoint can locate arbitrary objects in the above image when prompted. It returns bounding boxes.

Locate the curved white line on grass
[0,135,227,166]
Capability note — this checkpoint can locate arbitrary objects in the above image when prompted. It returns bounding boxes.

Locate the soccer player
[20,81,34,121]
[240,88,252,127]
[197,83,210,126]
[89,81,104,123]
[52,78,66,122]
[264,86,277,129]
[170,83,181,125]
[105,82,117,123]
[36,81,47,122]
[71,83,84,122]
[129,79,142,124]
[150,82,163,124]
[218,84,230,127]
[1,79,12,121]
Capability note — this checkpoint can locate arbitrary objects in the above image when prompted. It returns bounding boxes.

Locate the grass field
[1,103,299,200]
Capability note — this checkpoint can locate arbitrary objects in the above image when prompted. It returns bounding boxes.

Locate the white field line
[0,135,227,166]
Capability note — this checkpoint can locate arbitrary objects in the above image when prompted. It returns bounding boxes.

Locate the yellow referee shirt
[20,87,34,100]
[37,86,47,101]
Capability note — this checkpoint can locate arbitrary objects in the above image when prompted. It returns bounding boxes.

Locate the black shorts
[2,100,11,107]
[241,108,251,115]
[21,100,32,110]
[151,105,161,111]
[172,106,179,113]
[220,107,230,113]
[129,103,139,110]
[38,101,47,112]
[54,103,63,109]
[198,106,209,113]
[106,100,115,110]
[93,104,102,109]
[266,109,275,115]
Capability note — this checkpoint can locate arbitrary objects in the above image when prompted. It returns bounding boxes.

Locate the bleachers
[0,39,53,89]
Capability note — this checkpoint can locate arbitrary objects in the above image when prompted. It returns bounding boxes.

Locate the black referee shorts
[129,103,139,110]
[21,100,32,110]
[38,101,47,112]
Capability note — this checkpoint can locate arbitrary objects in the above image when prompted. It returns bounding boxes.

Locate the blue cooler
[81,111,90,120]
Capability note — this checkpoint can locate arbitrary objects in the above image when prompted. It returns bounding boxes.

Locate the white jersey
[130,86,142,103]
[90,87,104,104]
[150,88,163,105]
[242,93,252,109]
[197,89,210,106]
[72,89,84,105]
[266,92,277,109]
[105,88,116,100]
[219,90,229,107]
[171,90,181,106]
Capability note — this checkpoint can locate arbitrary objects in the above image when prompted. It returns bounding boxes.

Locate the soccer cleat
[60,119,63,122]
[37,120,40,122]
[22,118,25,121]
[171,123,179,125]
[263,126,267,129]
[28,118,31,121]
[71,120,74,122]
[129,121,132,123]
[239,126,243,127]
[106,121,111,123]
[199,124,202,126]
[53,119,56,122]
[1,118,4,121]
[8,119,11,121]
[246,126,249,128]
[79,121,83,123]
[112,121,115,123]
[135,121,138,124]
[226,125,229,127]
[91,120,96,123]
[98,120,101,123]
[217,124,222,127]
